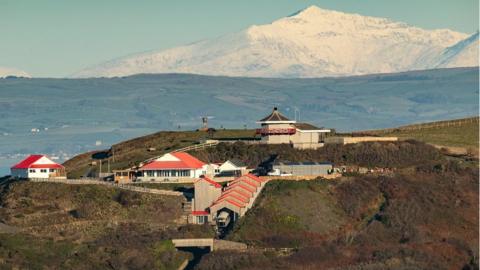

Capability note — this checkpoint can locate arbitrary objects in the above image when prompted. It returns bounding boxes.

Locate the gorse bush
[191,140,443,168]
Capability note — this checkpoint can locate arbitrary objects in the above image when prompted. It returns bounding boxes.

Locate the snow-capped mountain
[431,32,479,68]
[0,67,30,78]
[73,6,478,78]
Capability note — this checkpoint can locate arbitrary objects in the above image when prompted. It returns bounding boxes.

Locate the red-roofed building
[138,152,210,182]
[189,173,269,225]
[191,175,222,224]
[11,155,66,179]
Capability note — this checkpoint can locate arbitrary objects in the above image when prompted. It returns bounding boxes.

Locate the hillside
[64,129,255,178]
[3,131,479,269]
[200,165,479,269]
[0,179,214,269]
[73,6,477,78]
[355,117,479,150]
[63,116,478,178]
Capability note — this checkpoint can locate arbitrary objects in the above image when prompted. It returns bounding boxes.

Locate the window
[40,169,47,173]
[178,170,190,177]
[197,216,208,224]
[49,169,55,172]
[29,169,36,173]
[146,171,154,177]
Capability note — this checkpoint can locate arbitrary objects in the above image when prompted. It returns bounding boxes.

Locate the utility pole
[294,107,300,121]
[99,159,102,178]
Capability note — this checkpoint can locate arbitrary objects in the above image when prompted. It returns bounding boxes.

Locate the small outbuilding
[10,155,66,179]
[215,159,248,177]
[271,161,333,176]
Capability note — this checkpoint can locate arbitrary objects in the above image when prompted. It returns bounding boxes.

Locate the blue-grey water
[1,67,478,176]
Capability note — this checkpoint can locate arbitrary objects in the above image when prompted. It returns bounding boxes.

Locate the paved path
[172,238,248,251]
[28,178,183,196]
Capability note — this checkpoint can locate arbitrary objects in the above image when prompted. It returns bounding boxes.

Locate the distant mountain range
[73,6,479,78]
[0,67,30,78]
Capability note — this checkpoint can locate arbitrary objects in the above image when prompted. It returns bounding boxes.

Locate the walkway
[172,238,247,251]
[28,178,183,196]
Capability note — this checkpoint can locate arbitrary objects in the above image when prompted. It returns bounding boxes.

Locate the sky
[1,0,478,77]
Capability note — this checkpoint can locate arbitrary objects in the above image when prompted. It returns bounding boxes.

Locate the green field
[353,118,479,149]
[382,122,479,149]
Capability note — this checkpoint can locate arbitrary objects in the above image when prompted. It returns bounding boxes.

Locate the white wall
[27,168,51,179]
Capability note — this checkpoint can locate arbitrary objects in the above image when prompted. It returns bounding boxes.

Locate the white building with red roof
[11,155,66,179]
[137,152,210,182]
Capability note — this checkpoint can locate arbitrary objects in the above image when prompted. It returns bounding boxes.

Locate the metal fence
[353,116,479,135]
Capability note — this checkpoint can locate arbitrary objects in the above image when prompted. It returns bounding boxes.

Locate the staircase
[181,200,192,224]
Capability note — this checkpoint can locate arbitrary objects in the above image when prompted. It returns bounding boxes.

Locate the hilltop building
[256,107,331,149]
[137,152,210,182]
[11,155,66,179]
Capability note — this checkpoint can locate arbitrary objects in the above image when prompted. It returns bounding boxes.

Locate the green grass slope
[364,117,479,149]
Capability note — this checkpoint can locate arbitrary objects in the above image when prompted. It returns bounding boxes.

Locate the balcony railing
[256,128,296,136]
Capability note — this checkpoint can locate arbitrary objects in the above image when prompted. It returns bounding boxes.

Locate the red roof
[140,152,206,170]
[225,182,255,193]
[199,176,222,188]
[245,174,265,182]
[230,178,259,188]
[192,210,209,216]
[11,155,63,169]
[30,164,63,169]
[218,193,250,203]
[213,198,245,208]
[222,189,250,201]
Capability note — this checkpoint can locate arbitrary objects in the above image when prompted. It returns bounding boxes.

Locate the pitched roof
[230,177,259,188]
[221,189,251,201]
[212,198,245,208]
[225,182,256,193]
[258,107,293,122]
[11,155,63,169]
[218,192,250,203]
[227,158,247,168]
[245,174,266,183]
[198,176,222,188]
[293,122,321,130]
[140,152,205,170]
[30,164,64,169]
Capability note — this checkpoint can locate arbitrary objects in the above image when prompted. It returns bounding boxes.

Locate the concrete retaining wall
[325,136,398,145]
